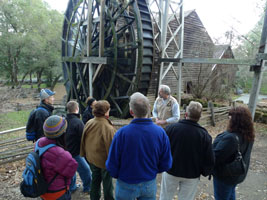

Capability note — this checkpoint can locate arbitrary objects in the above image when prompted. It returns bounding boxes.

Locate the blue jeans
[116,179,157,200]
[213,177,236,200]
[70,156,92,192]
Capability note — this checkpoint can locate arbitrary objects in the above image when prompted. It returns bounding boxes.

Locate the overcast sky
[44,0,265,43]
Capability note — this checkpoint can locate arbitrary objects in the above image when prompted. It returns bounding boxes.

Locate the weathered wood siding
[148,10,214,99]
[147,10,237,101]
[211,47,238,91]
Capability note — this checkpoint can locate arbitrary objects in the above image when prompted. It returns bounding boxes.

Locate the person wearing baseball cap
[37,115,78,200]
[33,88,56,141]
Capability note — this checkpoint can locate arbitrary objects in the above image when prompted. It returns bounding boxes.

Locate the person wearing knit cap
[30,88,56,141]
[80,100,116,200]
[37,115,78,200]
[82,96,97,124]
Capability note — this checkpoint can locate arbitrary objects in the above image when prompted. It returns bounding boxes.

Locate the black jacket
[82,106,94,124]
[213,131,253,185]
[66,113,84,157]
[34,102,54,140]
[165,119,215,178]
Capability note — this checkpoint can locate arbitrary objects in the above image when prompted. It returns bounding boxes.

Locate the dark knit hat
[43,115,67,139]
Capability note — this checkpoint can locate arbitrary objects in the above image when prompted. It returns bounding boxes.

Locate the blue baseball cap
[40,89,55,100]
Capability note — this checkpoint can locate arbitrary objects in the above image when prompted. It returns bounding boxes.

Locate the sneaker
[70,184,81,193]
[83,190,90,194]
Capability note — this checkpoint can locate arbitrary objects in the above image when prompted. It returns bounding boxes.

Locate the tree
[0,0,63,89]
[233,1,266,93]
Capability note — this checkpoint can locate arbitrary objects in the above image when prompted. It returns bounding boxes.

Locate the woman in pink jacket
[37,115,78,200]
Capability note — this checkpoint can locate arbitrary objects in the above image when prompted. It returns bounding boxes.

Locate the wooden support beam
[87,0,93,56]
[159,0,170,87]
[248,9,267,119]
[159,57,263,66]
[62,56,108,64]
[89,63,93,96]
[177,0,184,106]
[87,0,93,97]
[99,0,105,57]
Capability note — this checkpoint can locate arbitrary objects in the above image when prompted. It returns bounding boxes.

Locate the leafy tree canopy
[0,0,63,88]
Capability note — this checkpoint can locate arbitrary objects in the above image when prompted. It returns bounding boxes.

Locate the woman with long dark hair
[213,106,255,200]
[82,97,97,124]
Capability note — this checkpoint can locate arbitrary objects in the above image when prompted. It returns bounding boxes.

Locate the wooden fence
[0,104,231,165]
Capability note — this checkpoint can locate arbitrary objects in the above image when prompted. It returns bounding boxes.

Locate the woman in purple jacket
[37,115,78,200]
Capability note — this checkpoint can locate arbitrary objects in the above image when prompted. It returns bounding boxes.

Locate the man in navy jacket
[159,101,215,200]
[33,89,55,141]
[106,92,172,199]
[65,101,91,194]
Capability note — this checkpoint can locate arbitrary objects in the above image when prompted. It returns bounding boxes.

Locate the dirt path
[0,120,266,200]
[0,85,266,199]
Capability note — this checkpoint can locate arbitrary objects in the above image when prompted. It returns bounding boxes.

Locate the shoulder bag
[221,135,246,176]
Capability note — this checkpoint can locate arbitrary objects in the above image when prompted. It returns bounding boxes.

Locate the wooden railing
[0,104,231,165]
[0,126,33,165]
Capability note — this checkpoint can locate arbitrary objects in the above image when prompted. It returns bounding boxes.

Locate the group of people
[29,84,254,200]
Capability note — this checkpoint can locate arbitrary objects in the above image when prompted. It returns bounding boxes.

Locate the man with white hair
[159,101,215,200]
[152,84,180,128]
[106,92,172,199]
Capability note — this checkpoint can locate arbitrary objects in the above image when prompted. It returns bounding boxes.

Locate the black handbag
[221,135,246,176]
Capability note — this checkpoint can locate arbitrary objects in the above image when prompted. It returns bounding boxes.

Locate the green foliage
[21,83,47,89]
[235,70,267,95]
[0,110,31,131]
[233,2,267,95]
[0,0,63,88]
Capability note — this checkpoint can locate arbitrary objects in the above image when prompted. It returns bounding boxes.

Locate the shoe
[70,184,81,193]
[83,190,90,194]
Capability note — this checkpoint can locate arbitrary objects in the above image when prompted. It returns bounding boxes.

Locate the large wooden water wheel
[62,0,154,117]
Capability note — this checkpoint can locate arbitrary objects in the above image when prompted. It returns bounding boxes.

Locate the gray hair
[186,101,202,122]
[159,85,171,95]
[129,92,150,118]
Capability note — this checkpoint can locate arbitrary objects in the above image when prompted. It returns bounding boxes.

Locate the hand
[156,119,167,125]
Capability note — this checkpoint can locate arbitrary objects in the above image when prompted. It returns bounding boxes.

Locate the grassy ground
[0,110,31,132]
[21,83,47,89]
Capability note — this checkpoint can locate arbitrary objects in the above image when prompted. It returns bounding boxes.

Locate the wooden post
[89,63,93,96]
[177,0,184,106]
[248,9,267,120]
[87,0,93,56]
[87,0,93,97]
[99,0,105,57]
[158,0,169,87]
[208,101,215,126]
[232,101,236,108]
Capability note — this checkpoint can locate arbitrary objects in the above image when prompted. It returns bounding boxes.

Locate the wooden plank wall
[211,48,238,90]
[148,11,215,99]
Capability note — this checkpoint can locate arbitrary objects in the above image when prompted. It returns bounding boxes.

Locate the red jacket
[36,137,78,191]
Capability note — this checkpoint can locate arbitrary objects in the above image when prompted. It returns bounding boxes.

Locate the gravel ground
[0,120,267,200]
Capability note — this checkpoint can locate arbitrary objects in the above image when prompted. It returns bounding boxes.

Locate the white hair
[159,85,171,95]
[186,101,202,121]
[129,92,150,118]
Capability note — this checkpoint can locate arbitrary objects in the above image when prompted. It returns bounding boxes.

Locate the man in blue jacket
[106,92,172,199]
